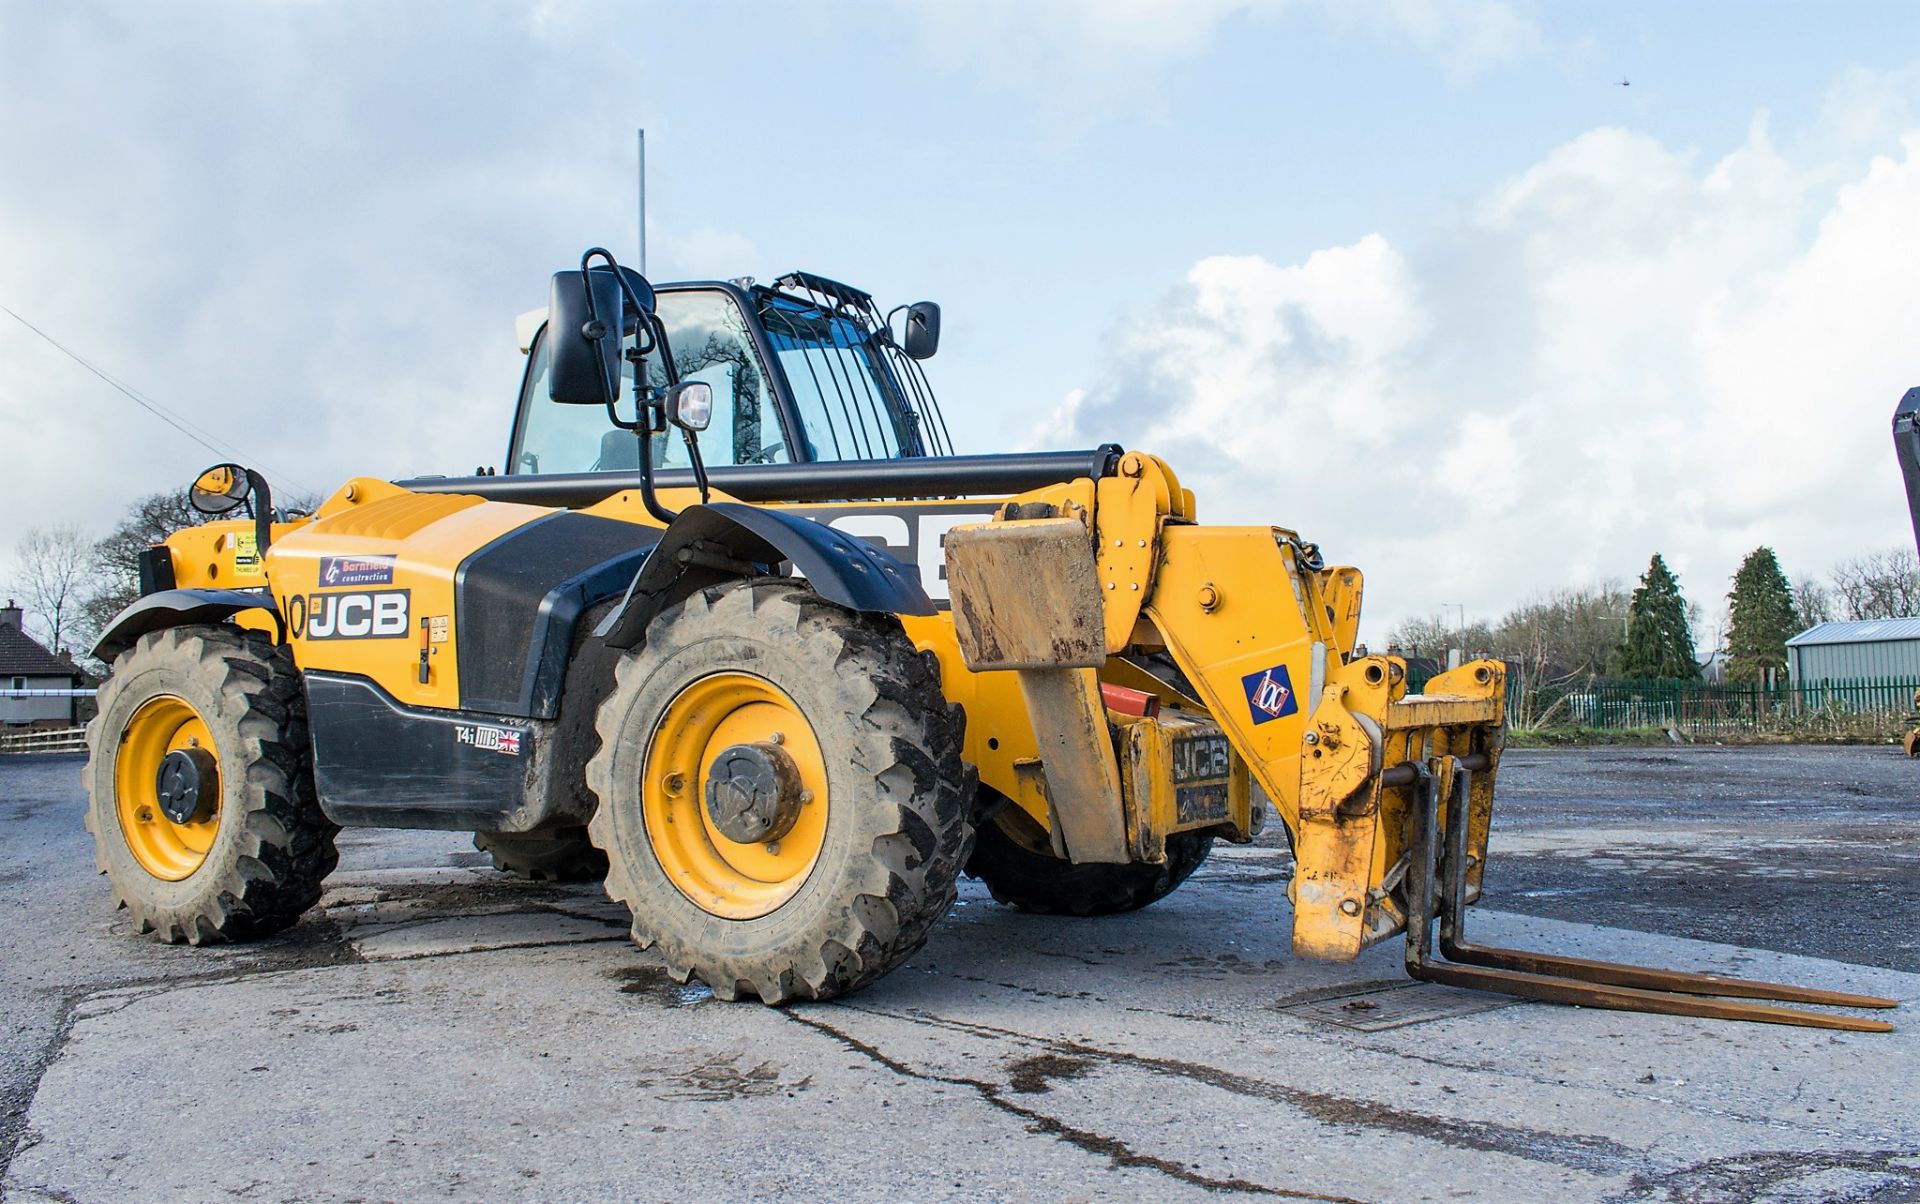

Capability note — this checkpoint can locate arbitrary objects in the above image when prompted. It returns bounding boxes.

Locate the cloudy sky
[3,1,1917,641]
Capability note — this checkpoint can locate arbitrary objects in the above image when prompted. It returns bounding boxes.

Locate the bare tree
[82,490,216,641]
[1385,612,1495,663]
[1791,574,1834,632]
[13,524,93,655]
[1490,581,1630,680]
[1830,548,1920,621]
[1472,581,1627,726]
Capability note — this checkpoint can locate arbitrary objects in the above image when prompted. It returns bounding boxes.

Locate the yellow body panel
[900,615,1051,825]
[1143,526,1320,831]
[265,481,552,707]
[1114,708,1253,861]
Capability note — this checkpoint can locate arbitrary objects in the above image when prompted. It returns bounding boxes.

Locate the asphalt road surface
[2,745,1916,1202]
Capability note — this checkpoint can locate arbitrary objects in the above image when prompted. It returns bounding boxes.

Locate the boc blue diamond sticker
[1241,664,1299,725]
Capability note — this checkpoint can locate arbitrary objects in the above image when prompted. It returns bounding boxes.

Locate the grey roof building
[0,600,85,725]
[1786,617,1920,683]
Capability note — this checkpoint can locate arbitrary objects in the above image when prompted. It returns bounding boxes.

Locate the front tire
[585,579,973,1003]
[84,625,339,944]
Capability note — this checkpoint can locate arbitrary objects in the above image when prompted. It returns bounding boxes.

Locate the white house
[0,600,84,726]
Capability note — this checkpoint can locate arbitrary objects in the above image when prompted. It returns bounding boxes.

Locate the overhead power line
[0,300,316,496]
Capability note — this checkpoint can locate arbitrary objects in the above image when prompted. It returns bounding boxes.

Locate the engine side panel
[264,480,555,710]
[454,511,659,716]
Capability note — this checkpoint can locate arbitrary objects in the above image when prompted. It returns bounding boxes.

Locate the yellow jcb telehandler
[83,249,1894,1030]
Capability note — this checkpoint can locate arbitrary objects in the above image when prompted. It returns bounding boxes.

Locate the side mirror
[547,265,657,406]
[189,463,252,515]
[547,269,626,406]
[903,301,941,360]
[667,381,713,432]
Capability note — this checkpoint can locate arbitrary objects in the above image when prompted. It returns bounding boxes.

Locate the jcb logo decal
[289,590,411,640]
[1171,734,1230,784]
[808,507,996,603]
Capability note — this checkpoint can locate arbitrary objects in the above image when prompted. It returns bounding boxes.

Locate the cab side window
[646,292,786,468]
[514,289,790,474]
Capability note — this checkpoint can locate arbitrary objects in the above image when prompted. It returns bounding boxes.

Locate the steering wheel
[746,442,785,465]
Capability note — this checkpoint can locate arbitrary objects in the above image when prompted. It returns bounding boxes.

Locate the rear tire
[585,579,973,1003]
[473,827,608,882]
[84,625,338,944]
[966,806,1212,916]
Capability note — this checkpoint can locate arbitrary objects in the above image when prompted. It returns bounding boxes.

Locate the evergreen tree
[1725,547,1797,685]
[1615,554,1699,679]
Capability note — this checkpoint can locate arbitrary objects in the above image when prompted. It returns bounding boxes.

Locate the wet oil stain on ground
[1006,1052,1096,1094]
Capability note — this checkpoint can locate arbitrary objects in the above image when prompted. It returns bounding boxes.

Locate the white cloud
[912,0,1539,127]
[0,3,759,598]
[1038,84,1920,639]
[1322,0,1540,79]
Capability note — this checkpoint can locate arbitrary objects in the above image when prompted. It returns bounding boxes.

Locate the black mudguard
[92,588,281,661]
[597,501,935,648]
[1895,386,1920,559]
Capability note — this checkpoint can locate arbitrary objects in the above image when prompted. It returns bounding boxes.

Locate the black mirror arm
[582,245,665,359]
[643,313,712,505]
[604,399,678,526]
[643,311,679,381]
[880,303,907,348]
[683,429,712,505]
[243,469,274,568]
[580,248,686,526]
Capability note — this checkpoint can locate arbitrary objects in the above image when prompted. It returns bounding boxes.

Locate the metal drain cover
[1282,982,1525,1031]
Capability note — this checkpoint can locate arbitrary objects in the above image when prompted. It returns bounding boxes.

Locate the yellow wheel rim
[644,672,828,920]
[114,695,221,881]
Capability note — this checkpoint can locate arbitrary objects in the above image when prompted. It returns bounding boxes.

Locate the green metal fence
[1554,677,1919,734]
[1405,665,1920,734]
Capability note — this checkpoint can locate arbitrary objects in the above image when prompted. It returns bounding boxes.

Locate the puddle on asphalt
[610,964,715,1007]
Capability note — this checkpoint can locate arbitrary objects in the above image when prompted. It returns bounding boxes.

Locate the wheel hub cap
[155,747,217,824]
[115,695,222,881]
[704,741,803,844]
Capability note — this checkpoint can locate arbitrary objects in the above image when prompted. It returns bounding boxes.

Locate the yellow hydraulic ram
[945,451,1895,1032]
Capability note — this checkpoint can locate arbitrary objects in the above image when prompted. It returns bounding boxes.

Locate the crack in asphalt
[0,901,625,1185]
[536,903,633,931]
[837,1003,1654,1179]
[1604,1147,1920,1203]
[1327,1030,1903,1148]
[0,991,81,1190]
[785,1010,1365,1201]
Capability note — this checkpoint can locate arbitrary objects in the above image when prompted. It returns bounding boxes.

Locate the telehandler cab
[84,248,1895,1030]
